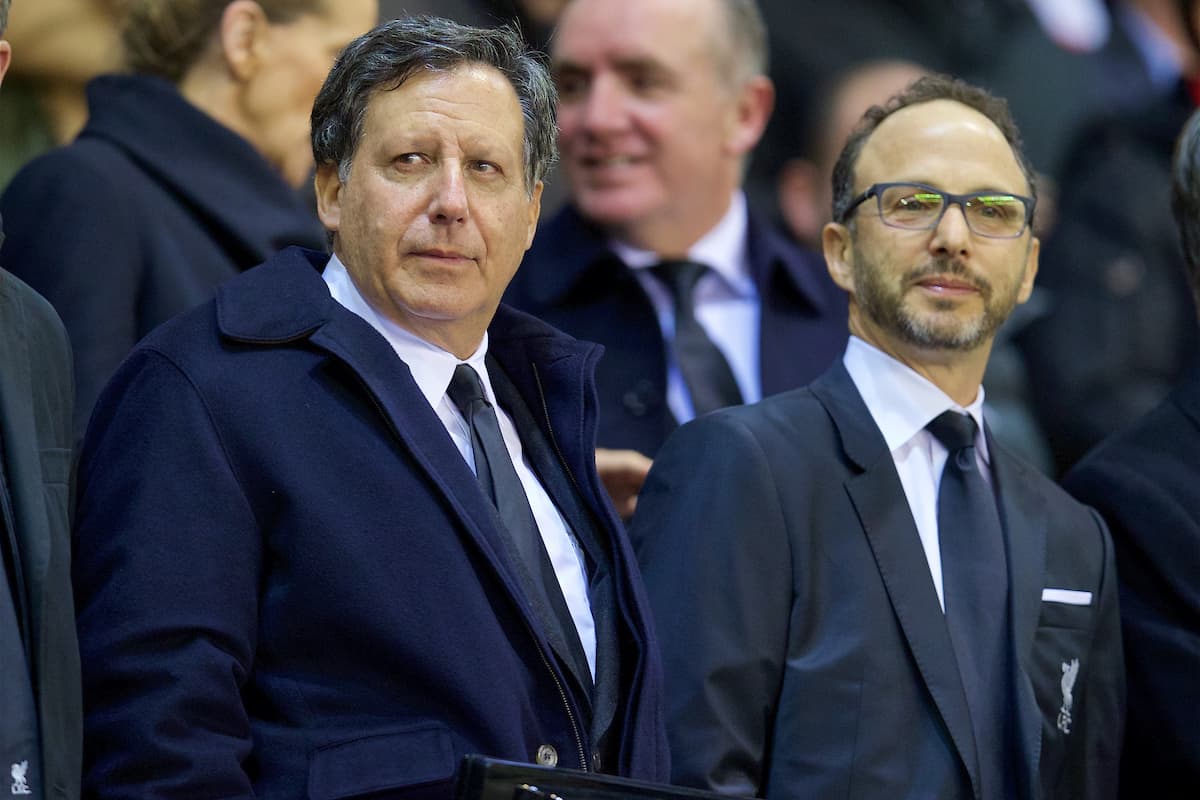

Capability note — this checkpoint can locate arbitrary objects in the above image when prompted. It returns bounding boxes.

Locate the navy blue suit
[0,75,325,436]
[1064,358,1200,797]
[505,205,847,457]
[72,247,668,799]
[632,362,1125,799]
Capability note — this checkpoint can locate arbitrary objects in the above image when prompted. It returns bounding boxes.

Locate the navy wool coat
[71,247,668,799]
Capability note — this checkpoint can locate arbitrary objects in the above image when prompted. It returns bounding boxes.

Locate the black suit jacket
[1064,358,1200,797]
[631,361,1124,799]
[0,265,79,799]
[505,205,847,457]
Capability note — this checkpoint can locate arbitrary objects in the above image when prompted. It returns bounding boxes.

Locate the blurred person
[632,76,1124,799]
[0,1,81,798]
[0,0,376,436]
[1019,0,1200,474]
[1062,104,1200,798]
[71,17,668,799]
[506,0,847,517]
[0,0,121,190]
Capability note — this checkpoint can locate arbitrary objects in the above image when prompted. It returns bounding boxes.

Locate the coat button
[591,750,602,771]
[535,744,558,767]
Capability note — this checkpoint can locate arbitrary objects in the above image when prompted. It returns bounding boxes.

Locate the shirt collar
[322,253,491,407]
[609,191,755,296]
[842,336,990,463]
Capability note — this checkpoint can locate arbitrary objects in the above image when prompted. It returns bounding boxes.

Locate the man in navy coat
[632,76,1124,798]
[505,0,847,516]
[1063,105,1200,797]
[71,18,668,799]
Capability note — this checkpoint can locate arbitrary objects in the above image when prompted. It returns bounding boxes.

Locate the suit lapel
[989,435,1048,794]
[812,363,981,795]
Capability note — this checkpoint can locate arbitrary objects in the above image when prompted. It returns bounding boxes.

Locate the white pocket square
[1042,588,1093,606]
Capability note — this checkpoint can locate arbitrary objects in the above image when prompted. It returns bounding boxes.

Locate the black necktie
[447,363,545,579]
[652,260,744,417]
[927,411,1013,797]
[445,363,587,680]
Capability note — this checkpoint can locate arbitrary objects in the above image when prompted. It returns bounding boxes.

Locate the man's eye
[396,153,427,166]
[972,196,1020,220]
[555,73,587,100]
[897,193,941,211]
[470,161,500,175]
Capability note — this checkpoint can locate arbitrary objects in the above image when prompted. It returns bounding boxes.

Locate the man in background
[505,0,847,517]
[0,1,81,797]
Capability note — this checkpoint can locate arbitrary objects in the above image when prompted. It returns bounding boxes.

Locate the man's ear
[822,221,856,294]
[524,181,544,250]
[315,163,344,233]
[218,0,269,82]
[1016,235,1040,304]
[778,158,824,245]
[725,75,774,158]
[0,41,11,88]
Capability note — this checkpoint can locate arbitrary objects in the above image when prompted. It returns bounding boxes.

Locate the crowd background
[3,0,1195,476]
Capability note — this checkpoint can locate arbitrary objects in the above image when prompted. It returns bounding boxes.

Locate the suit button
[535,744,558,767]
[591,750,601,771]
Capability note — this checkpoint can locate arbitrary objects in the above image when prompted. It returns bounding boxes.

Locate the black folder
[455,755,750,800]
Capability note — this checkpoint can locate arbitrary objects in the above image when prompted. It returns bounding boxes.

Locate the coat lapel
[811,363,981,795]
[989,434,1048,796]
[216,249,555,648]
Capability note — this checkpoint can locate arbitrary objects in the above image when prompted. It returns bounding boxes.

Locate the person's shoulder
[0,267,71,353]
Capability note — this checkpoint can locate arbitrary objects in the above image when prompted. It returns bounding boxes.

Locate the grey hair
[830,74,1037,225]
[311,16,557,196]
[715,0,768,86]
[1171,106,1200,307]
[0,0,9,36]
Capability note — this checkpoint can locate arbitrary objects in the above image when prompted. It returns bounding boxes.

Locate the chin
[573,189,661,229]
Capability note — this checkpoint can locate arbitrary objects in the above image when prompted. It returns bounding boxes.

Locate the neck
[849,316,992,407]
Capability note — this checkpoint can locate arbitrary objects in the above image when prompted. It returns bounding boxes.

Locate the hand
[595,448,652,521]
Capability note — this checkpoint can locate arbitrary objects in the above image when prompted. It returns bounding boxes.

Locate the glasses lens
[879,185,944,229]
[965,194,1027,237]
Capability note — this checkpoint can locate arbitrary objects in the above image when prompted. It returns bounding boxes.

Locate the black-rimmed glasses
[840,182,1035,239]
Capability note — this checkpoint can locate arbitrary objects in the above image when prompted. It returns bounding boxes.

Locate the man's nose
[430,163,468,224]
[580,74,627,132]
[930,201,971,257]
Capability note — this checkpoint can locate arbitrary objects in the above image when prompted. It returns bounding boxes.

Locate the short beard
[852,254,1019,352]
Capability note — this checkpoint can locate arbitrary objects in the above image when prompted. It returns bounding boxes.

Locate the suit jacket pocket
[308,723,456,800]
[1036,599,1094,630]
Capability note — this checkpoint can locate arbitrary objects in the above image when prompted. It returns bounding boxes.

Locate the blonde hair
[120,0,323,83]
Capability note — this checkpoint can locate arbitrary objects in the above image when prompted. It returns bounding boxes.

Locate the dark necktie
[445,363,587,678]
[926,411,1013,798]
[651,260,744,417]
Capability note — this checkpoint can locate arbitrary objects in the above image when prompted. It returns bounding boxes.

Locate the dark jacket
[0,74,325,436]
[632,361,1125,799]
[1064,357,1200,797]
[72,247,669,799]
[0,260,79,799]
[1018,82,1197,474]
[505,204,847,457]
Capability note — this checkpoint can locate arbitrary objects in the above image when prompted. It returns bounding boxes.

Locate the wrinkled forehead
[855,99,1029,194]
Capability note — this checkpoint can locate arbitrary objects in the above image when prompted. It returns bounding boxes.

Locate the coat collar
[83,74,326,260]
[215,246,612,664]
[521,204,833,315]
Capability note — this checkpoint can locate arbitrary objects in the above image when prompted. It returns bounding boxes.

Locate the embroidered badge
[1057,658,1080,734]
[9,761,31,795]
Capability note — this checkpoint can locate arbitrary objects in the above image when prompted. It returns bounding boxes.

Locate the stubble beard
[852,252,1022,352]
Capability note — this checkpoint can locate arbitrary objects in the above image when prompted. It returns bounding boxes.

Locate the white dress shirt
[323,254,597,677]
[842,336,992,611]
[612,191,761,424]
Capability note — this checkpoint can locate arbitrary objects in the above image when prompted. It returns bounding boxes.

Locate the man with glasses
[630,75,1124,799]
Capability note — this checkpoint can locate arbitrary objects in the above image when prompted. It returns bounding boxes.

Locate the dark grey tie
[926,411,1013,798]
[651,260,744,417]
[445,363,587,681]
